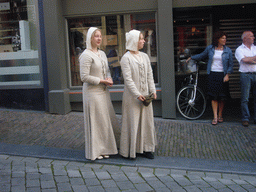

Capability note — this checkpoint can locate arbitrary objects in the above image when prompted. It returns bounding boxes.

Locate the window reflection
[173,16,211,74]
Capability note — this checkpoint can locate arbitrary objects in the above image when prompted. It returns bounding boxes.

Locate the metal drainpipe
[38,0,49,112]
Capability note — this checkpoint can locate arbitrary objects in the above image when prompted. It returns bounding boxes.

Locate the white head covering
[86,27,99,50]
[125,29,141,51]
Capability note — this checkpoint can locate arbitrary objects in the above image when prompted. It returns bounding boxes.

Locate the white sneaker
[103,155,109,159]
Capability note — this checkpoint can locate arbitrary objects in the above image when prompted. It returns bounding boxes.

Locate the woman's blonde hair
[91,29,101,37]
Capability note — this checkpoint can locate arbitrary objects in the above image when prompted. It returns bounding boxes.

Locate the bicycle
[176,52,206,120]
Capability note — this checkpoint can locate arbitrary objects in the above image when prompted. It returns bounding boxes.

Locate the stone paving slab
[0,109,256,163]
[1,155,256,192]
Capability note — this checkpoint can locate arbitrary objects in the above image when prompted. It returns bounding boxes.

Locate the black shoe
[242,121,249,127]
[144,152,154,159]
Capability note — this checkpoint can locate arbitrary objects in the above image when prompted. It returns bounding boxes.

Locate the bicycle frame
[188,65,199,106]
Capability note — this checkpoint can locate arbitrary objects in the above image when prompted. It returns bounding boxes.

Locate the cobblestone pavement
[0,109,255,163]
[1,154,256,192]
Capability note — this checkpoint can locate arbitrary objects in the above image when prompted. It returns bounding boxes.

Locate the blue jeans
[240,73,256,122]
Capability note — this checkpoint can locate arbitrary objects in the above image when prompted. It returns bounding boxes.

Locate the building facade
[0,0,255,118]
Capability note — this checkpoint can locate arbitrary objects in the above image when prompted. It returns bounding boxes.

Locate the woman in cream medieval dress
[120,29,157,159]
[79,27,120,160]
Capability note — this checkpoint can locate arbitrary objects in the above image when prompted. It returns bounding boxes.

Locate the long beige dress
[120,51,156,158]
[79,49,120,160]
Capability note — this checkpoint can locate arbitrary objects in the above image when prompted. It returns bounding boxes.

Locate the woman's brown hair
[212,31,227,47]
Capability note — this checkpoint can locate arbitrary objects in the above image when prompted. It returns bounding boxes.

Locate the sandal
[212,118,218,125]
[218,117,223,123]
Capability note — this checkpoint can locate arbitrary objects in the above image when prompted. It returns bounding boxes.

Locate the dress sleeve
[120,55,141,99]
[79,53,101,85]
[145,54,156,94]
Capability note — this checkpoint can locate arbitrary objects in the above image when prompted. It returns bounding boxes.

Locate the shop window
[67,12,158,87]
[0,0,40,87]
[173,15,211,74]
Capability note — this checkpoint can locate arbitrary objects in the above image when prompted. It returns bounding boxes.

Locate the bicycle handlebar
[197,61,206,66]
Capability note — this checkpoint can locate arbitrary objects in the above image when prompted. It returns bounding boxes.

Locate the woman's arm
[120,55,141,99]
[79,53,101,85]
[187,46,210,62]
[227,48,234,74]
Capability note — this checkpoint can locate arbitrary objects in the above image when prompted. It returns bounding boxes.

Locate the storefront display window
[0,0,40,87]
[67,12,158,87]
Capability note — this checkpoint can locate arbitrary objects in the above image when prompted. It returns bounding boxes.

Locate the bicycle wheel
[176,86,206,120]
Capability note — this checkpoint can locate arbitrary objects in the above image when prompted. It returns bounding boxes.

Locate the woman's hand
[223,74,229,82]
[100,78,113,87]
[186,57,191,63]
[137,95,146,101]
[153,93,157,100]
[106,78,113,87]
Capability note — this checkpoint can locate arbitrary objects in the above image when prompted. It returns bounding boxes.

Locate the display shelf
[0,20,19,24]
[0,36,12,39]
[0,80,40,86]
[0,11,10,15]
[0,65,40,75]
[0,29,14,32]
[0,50,38,60]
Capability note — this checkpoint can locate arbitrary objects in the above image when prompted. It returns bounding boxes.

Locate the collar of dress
[129,51,143,64]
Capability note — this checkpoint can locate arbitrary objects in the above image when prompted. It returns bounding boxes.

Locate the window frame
[65,11,159,90]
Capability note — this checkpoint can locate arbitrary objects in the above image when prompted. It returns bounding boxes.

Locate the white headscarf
[86,27,99,50]
[125,29,141,51]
